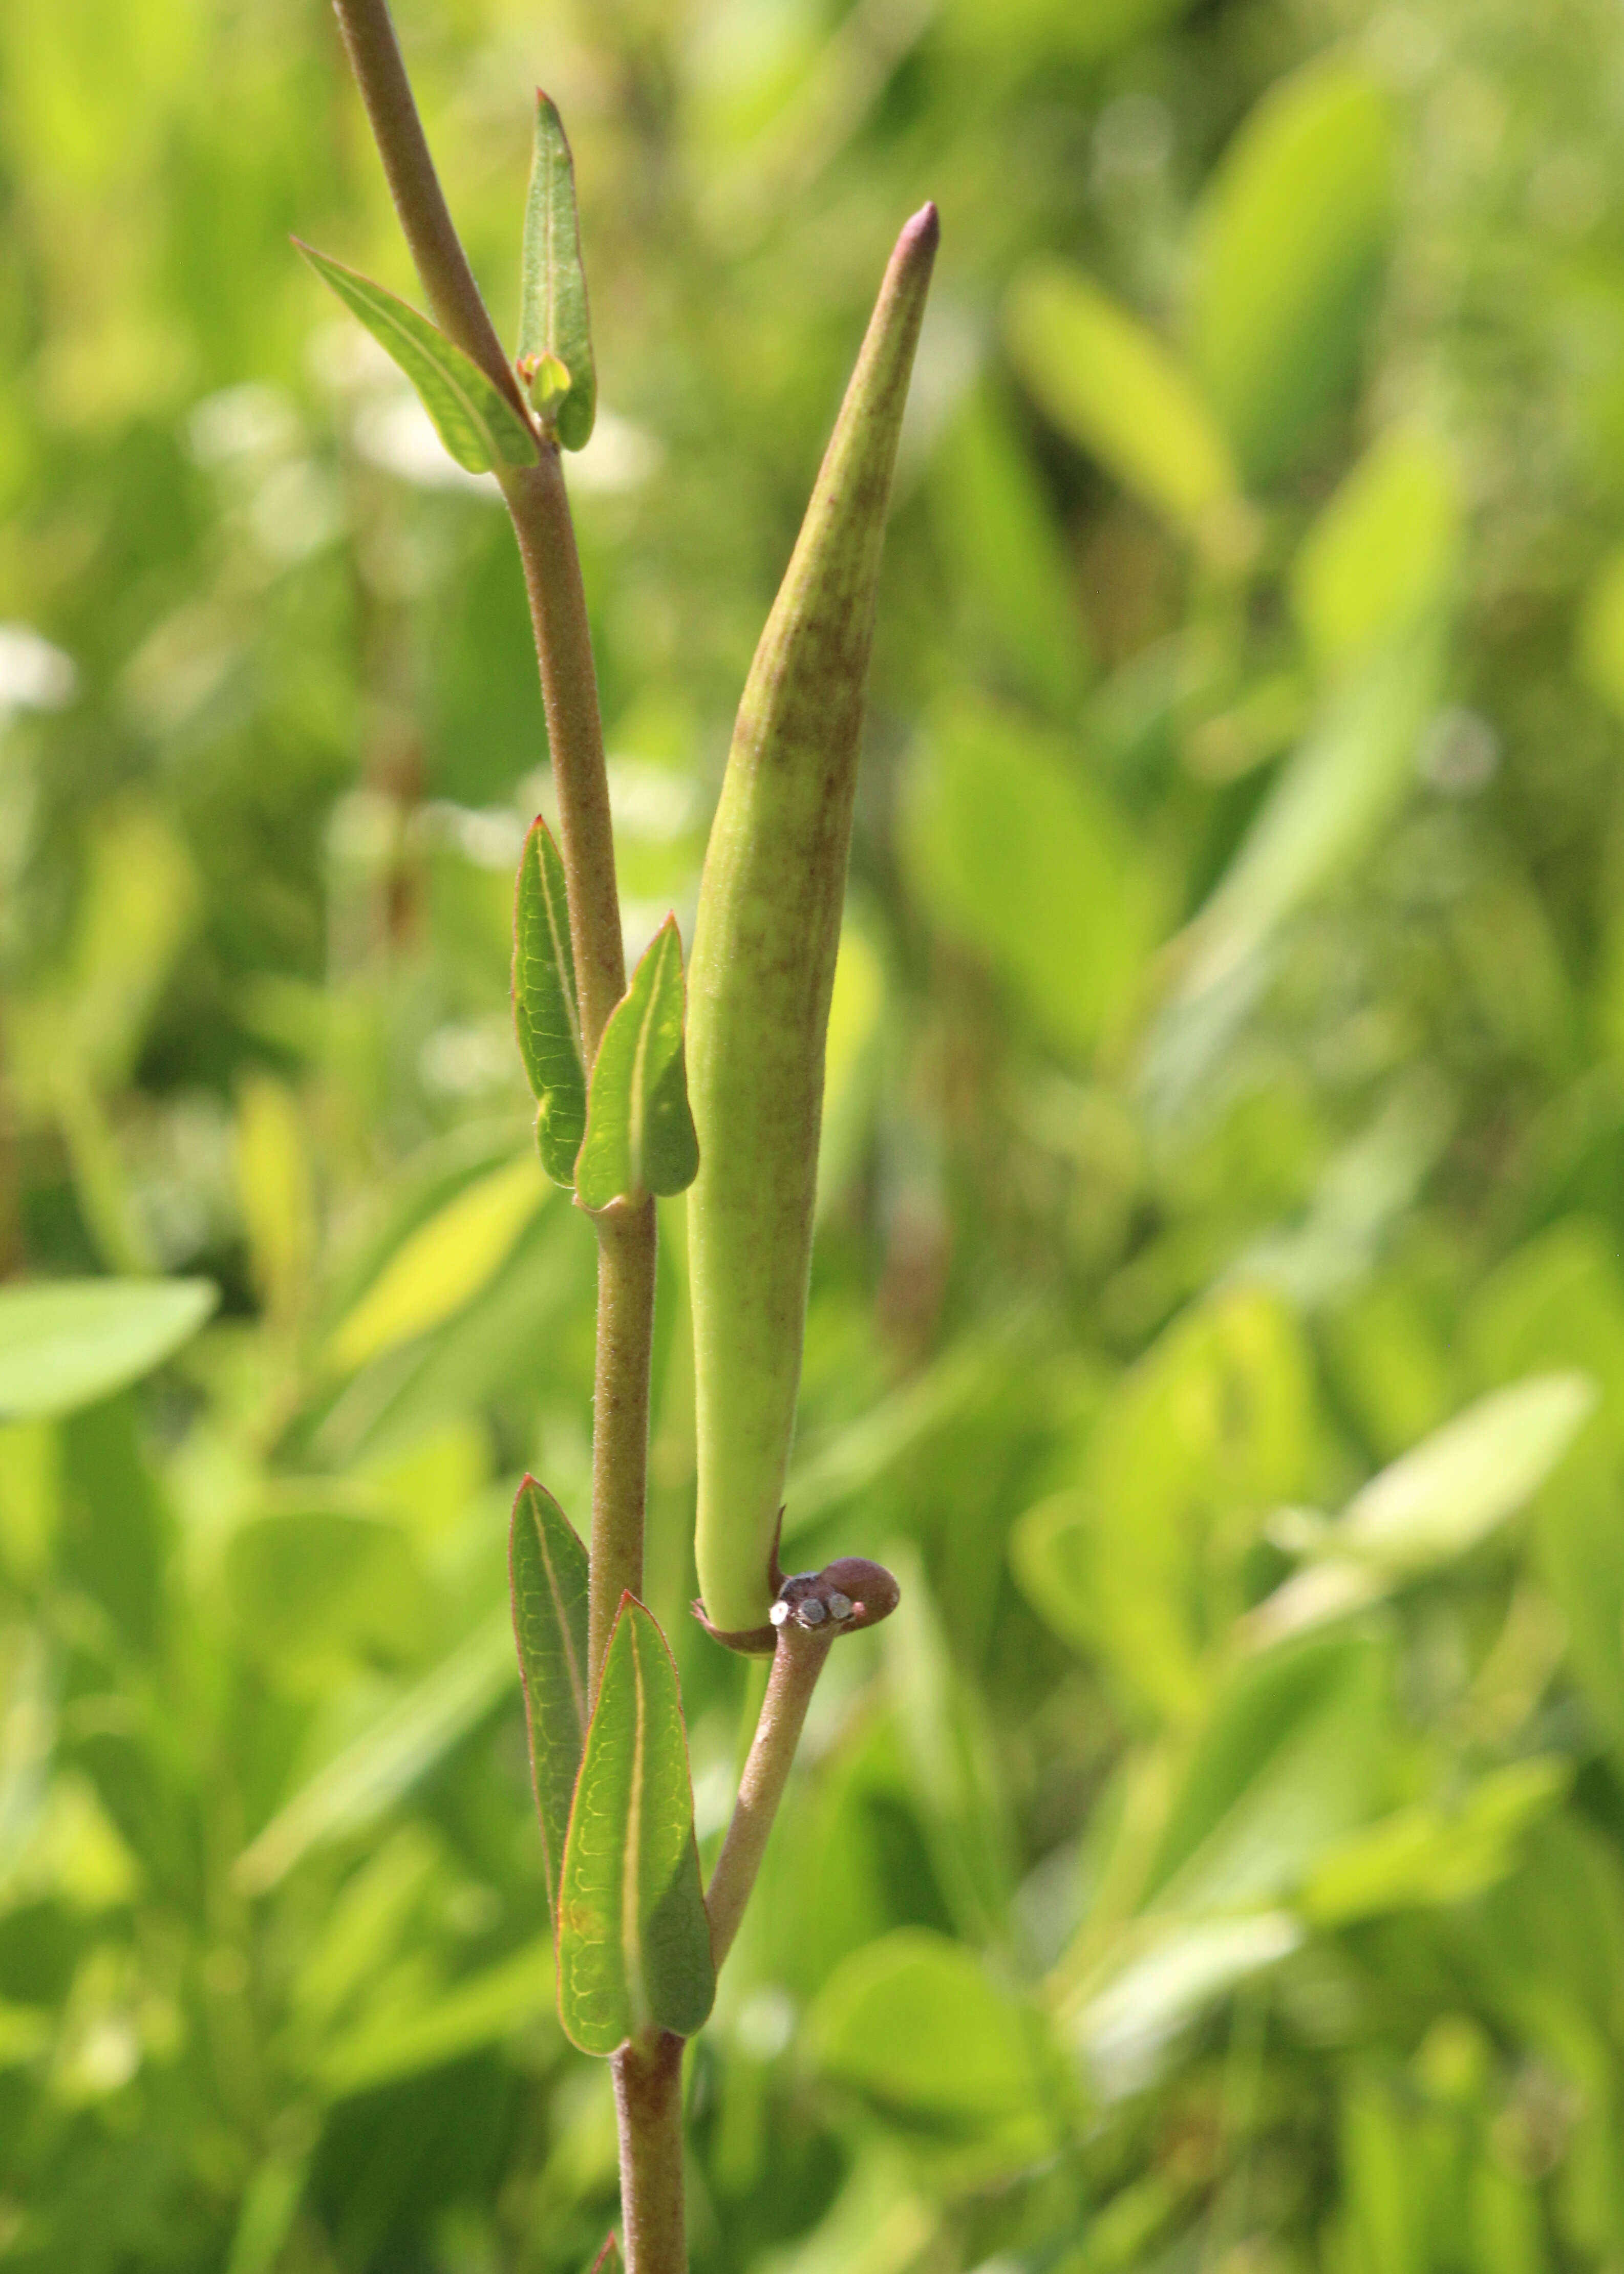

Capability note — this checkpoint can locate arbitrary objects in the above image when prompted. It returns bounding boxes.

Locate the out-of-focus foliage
[8,0,1624,2265]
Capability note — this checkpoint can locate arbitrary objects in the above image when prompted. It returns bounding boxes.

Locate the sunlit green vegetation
[7,0,1624,2265]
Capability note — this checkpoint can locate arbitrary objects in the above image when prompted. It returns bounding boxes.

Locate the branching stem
[328,0,648,1704]
[706,1623,835,1971]
[329,0,520,403]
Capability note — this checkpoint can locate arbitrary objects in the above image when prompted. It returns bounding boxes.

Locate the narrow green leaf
[1005,258,1241,543]
[0,1278,217,1420]
[1189,58,1397,484]
[556,1596,715,2055]
[575,918,699,1211]
[232,1611,514,1894]
[1335,1371,1596,1570]
[518,92,597,451]
[293,240,538,474]
[509,1477,591,1923]
[513,818,588,1185]
[326,1155,546,1371]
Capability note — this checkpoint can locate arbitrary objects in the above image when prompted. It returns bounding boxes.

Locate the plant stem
[499,455,627,1056]
[705,1622,834,1971]
[329,0,522,408]
[327,0,652,1701]
[588,1196,658,1684]
[611,2031,687,2274]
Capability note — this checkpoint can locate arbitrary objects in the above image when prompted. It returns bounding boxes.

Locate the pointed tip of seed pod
[902,201,940,255]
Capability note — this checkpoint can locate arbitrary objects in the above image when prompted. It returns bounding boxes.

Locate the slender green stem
[500,450,646,1701]
[499,453,627,1055]
[329,0,523,409]
[326,0,652,1702]
[588,1196,658,1686]
[611,2031,687,2274]
[705,1622,834,1971]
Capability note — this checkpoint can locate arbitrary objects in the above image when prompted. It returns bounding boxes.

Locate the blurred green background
[9,0,1624,2265]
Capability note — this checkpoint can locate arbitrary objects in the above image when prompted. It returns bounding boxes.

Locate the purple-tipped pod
[687,205,939,1641]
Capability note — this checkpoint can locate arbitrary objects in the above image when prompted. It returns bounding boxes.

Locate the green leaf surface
[1247,1372,1595,1649]
[293,240,538,473]
[1335,1371,1595,1571]
[903,701,1158,1057]
[1169,627,1443,1009]
[1302,1758,1570,1926]
[509,1477,591,1923]
[233,1611,515,1894]
[555,1596,714,2054]
[326,1155,547,1373]
[930,384,1092,712]
[809,1928,1057,2173]
[1073,1913,1301,2099]
[1010,1288,1316,1718]
[225,1504,432,1684]
[512,818,588,1185]
[0,1278,216,1420]
[1005,258,1240,540]
[519,93,596,451]
[314,1935,557,2098]
[1291,428,1462,676]
[1141,1630,1390,1911]
[1189,59,1397,483]
[575,919,699,1210]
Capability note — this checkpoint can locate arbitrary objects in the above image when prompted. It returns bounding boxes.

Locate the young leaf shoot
[519,92,597,451]
[509,1477,592,1923]
[555,1597,716,2055]
[574,918,699,1212]
[514,817,589,1185]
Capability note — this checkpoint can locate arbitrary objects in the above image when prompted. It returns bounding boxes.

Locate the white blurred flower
[0,625,77,715]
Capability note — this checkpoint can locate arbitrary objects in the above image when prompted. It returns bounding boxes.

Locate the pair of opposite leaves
[514,817,699,1207]
[510,1478,715,2057]
[296,91,595,473]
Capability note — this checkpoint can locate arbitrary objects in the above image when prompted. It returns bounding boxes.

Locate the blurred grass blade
[509,1477,591,1922]
[1070,1914,1301,2099]
[1335,1372,1596,1570]
[0,1279,216,1421]
[223,2151,308,2274]
[519,92,596,450]
[1246,1374,1596,1648]
[233,1611,515,1894]
[1005,259,1242,547]
[574,918,699,1211]
[588,2239,624,2274]
[293,240,538,472]
[1170,626,1443,1006]
[555,1597,715,2054]
[1302,1757,1570,1926]
[513,817,588,1185]
[930,383,1092,712]
[314,1935,556,2098]
[326,1155,547,1373]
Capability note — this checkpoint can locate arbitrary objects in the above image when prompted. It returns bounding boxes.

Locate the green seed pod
[687,204,939,1641]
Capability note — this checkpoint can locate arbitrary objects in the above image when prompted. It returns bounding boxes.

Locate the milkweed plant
[297,4,936,2265]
